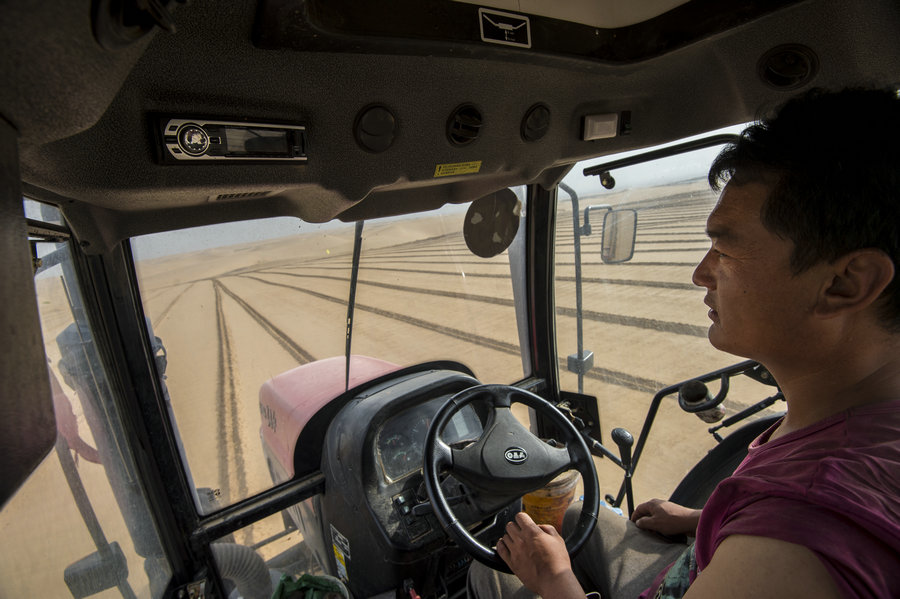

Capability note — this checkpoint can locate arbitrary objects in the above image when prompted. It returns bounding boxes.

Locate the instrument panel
[376,399,483,481]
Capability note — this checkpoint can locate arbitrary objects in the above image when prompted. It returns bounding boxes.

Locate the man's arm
[683,535,841,599]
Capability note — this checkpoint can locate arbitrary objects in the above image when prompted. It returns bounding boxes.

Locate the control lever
[678,379,725,423]
[611,427,635,517]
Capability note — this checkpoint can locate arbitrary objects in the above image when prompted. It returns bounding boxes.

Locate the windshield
[130,197,526,512]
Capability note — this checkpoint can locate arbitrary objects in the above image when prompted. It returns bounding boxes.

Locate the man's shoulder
[712,434,900,536]
[737,401,900,487]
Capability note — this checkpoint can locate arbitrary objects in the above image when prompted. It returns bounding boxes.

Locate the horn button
[474,408,569,490]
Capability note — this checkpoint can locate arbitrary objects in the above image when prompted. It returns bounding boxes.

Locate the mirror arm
[583,133,740,177]
[581,204,611,235]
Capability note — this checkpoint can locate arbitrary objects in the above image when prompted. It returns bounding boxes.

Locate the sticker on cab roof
[478,8,531,48]
[434,160,483,178]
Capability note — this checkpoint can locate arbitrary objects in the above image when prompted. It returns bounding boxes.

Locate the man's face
[692,182,823,363]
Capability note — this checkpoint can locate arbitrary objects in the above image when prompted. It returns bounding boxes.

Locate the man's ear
[815,249,895,318]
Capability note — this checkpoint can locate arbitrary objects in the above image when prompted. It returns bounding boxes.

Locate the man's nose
[692,251,714,288]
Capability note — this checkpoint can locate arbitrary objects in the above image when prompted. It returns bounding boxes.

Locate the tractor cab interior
[2,1,899,598]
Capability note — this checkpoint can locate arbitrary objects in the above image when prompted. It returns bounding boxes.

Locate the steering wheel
[423,384,600,572]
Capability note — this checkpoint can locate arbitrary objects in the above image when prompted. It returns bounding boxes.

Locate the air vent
[447,104,483,146]
[758,44,818,90]
[211,191,272,202]
[92,0,179,50]
[521,103,550,142]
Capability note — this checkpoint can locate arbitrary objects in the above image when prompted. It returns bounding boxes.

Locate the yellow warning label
[434,160,482,178]
[333,544,348,582]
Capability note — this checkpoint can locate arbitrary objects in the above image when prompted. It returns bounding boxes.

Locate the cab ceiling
[457,0,692,29]
[3,0,900,251]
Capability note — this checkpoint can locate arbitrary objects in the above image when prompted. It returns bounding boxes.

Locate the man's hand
[496,512,585,599]
[631,498,702,536]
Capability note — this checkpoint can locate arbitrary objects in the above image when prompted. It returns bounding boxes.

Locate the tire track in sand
[238,274,664,393]
[215,279,316,364]
[212,280,247,505]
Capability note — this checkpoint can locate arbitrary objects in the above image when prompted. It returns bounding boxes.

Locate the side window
[0,200,171,598]
[554,140,781,501]
[130,200,525,514]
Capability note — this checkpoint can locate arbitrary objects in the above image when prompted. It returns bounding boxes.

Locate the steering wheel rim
[423,384,600,573]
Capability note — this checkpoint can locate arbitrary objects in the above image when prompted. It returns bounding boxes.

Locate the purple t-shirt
[641,399,900,598]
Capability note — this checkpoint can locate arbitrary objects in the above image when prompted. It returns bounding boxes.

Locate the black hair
[709,87,900,329]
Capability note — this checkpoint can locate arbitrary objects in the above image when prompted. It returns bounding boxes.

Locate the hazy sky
[560,124,745,199]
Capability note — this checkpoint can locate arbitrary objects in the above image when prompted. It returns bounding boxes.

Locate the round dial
[382,432,416,478]
[177,124,210,156]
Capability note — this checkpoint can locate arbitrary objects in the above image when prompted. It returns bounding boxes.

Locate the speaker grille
[212,191,271,201]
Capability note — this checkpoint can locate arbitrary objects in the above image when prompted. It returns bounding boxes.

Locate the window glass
[131,199,525,512]
[554,139,782,501]
[23,197,64,225]
[0,199,171,598]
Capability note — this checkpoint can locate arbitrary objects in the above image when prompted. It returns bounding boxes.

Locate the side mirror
[601,209,637,264]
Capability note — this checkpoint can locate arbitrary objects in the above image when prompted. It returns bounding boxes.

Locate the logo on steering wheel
[504,447,528,464]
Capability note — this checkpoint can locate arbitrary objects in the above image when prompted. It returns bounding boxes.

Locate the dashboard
[315,365,517,598]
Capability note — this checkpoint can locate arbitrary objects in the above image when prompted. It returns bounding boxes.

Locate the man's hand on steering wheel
[497,512,585,599]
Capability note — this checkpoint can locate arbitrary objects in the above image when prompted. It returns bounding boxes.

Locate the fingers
[630,503,648,522]
[499,512,548,555]
[513,511,540,531]
[503,521,518,547]
[496,537,515,568]
[498,523,520,563]
[537,523,561,537]
[633,502,660,530]
[501,512,558,547]
[631,498,663,523]
[496,536,508,555]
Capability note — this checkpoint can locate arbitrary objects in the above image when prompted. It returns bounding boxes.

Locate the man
[469,88,900,598]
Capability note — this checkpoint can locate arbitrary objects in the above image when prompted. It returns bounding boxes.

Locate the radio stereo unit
[160,118,307,162]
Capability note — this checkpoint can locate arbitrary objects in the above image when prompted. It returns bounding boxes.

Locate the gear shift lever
[611,427,634,516]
